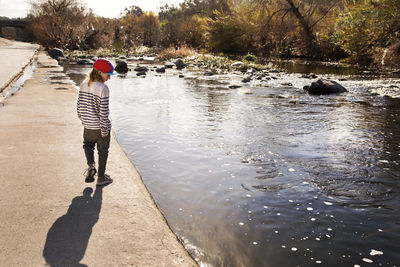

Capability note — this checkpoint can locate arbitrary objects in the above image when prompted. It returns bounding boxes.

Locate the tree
[123,5,143,16]
[252,0,343,56]
[140,12,161,46]
[120,11,160,50]
[335,0,400,64]
[159,5,206,48]
[29,0,113,49]
[30,0,85,48]
[206,10,246,52]
[159,5,182,46]
[181,0,231,17]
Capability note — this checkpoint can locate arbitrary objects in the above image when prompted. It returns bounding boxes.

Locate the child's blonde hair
[88,68,104,86]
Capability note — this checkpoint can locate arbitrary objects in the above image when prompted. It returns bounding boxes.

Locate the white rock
[231,61,244,67]
[362,258,373,263]
[370,249,383,256]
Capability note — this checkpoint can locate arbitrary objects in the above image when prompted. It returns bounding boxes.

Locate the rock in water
[77,59,93,65]
[115,61,128,73]
[174,58,186,68]
[242,77,251,83]
[281,82,293,86]
[304,78,347,95]
[156,67,166,73]
[48,48,64,59]
[302,73,317,79]
[134,65,148,72]
[231,61,244,67]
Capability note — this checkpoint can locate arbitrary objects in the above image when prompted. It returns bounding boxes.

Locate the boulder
[48,48,64,59]
[281,82,293,86]
[204,71,214,76]
[231,61,244,67]
[115,61,128,73]
[302,73,317,79]
[174,58,186,68]
[229,85,242,89]
[242,77,251,83]
[156,67,166,73]
[246,68,256,74]
[255,73,265,80]
[77,59,93,65]
[134,65,148,72]
[304,78,348,95]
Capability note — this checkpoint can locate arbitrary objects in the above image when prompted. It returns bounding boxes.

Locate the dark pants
[83,128,110,177]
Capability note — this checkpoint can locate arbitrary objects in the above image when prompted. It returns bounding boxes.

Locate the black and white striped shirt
[77,80,111,136]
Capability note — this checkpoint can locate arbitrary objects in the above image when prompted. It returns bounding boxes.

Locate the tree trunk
[285,0,316,56]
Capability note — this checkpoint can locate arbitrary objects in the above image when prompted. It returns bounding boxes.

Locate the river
[63,59,400,267]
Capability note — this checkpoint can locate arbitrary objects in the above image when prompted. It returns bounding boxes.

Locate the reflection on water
[272,58,400,79]
[5,62,35,98]
[64,61,400,266]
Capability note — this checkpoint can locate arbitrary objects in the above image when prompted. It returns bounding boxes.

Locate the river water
[63,59,400,267]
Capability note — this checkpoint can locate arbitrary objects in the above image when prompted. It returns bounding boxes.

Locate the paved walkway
[0,45,196,266]
[0,38,39,92]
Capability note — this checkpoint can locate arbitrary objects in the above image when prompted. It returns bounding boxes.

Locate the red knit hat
[93,59,114,75]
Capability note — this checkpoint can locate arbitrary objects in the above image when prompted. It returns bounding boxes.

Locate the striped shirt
[77,80,111,136]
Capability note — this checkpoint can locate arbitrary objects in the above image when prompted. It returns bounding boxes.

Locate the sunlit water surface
[64,61,400,267]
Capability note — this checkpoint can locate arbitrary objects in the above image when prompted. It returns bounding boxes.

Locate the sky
[0,0,184,18]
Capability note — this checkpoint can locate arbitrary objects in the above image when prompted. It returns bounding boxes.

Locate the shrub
[242,53,256,62]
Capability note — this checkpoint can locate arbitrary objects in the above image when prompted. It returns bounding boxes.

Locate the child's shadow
[43,186,103,267]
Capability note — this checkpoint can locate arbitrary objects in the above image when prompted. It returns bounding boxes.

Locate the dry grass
[157,45,196,60]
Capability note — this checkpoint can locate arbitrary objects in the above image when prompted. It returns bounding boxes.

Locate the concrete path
[0,46,197,266]
[0,38,39,92]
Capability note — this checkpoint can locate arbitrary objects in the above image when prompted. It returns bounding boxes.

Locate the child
[77,59,114,186]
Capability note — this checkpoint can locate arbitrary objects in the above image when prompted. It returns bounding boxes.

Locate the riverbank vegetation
[8,0,400,67]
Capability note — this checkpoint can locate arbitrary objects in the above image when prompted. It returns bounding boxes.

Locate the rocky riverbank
[48,47,400,97]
